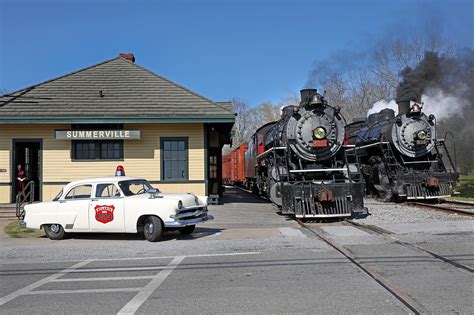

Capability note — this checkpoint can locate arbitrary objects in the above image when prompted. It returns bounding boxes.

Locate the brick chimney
[119,53,135,63]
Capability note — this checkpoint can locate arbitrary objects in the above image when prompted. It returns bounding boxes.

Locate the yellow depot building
[0,54,234,203]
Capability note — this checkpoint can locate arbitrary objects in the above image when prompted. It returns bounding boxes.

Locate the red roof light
[115,165,125,176]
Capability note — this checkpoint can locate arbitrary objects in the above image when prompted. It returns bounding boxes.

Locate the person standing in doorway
[16,165,26,193]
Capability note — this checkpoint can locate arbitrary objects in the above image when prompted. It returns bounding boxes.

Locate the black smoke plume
[396,51,442,104]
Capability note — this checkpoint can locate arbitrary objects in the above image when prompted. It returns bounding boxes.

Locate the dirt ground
[0,218,17,239]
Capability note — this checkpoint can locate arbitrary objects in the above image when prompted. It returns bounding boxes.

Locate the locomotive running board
[256,146,287,159]
[345,141,390,151]
[289,168,348,173]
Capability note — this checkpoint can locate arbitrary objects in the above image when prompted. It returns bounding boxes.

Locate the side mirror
[147,188,158,198]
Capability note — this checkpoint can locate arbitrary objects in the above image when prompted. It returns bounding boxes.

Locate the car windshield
[118,180,155,196]
[52,189,63,201]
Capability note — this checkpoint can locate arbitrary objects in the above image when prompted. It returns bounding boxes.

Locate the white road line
[68,266,167,273]
[50,275,155,282]
[118,256,185,315]
[24,288,142,295]
[0,259,93,306]
[0,251,262,266]
[96,251,262,261]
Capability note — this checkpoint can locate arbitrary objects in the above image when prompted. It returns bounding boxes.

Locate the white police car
[23,175,213,242]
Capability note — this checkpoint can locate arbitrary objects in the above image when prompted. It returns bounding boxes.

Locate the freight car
[222,143,248,185]
[228,89,367,219]
[347,99,459,201]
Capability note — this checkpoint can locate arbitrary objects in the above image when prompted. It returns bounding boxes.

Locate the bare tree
[229,98,251,149]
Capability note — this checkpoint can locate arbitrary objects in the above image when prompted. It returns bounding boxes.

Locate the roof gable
[0,57,234,123]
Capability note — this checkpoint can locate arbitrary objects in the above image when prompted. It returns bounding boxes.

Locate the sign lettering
[55,130,140,140]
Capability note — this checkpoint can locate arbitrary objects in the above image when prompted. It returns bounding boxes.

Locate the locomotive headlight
[313,127,326,139]
[416,130,427,140]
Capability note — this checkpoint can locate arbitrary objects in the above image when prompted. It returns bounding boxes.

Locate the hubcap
[51,224,60,233]
[147,223,154,234]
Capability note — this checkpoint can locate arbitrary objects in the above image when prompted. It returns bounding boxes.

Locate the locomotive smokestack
[300,89,317,106]
[396,100,411,115]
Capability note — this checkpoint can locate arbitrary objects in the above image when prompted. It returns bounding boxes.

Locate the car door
[57,184,92,230]
[89,183,125,232]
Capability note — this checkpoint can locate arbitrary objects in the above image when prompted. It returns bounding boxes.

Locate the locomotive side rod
[297,221,429,315]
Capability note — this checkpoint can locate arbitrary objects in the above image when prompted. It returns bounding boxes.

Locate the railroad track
[298,219,473,315]
[406,200,474,217]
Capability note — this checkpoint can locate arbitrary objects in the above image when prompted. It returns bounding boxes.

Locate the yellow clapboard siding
[0,124,206,203]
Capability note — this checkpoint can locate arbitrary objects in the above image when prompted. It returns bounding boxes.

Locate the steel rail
[406,202,474,217]
[345,220,474,274]
[297,220,429,315]
[440,199,474,207]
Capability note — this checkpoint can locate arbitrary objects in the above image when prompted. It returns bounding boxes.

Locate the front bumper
[164,209,214,227]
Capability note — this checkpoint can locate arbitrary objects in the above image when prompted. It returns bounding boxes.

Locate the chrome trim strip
[170,210,205,219]
[164,215,214,227]
[180,205,207,211]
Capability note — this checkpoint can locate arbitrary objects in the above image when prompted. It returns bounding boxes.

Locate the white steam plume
[367,99,398,117]
[421,89,467,120]
[366,89,466,120]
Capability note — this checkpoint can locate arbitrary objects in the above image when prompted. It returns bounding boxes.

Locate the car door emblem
[95,205,115,224]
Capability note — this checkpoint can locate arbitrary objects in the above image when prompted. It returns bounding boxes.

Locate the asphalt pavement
[0,187,472,314]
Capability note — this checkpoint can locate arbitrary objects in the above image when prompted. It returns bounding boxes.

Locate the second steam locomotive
[224,89,367,219]
[346,99,459,201]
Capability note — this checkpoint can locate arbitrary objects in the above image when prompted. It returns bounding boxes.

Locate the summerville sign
[55,129,141,140]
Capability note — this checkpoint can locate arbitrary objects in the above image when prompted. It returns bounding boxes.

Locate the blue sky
[1,0,472,106]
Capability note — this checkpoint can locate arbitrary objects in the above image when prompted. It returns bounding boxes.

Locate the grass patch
[455,175,474,200]
[5,220,44,238]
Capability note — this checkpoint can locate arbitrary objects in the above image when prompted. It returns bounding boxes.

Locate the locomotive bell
[310,94,323,106]
[409,101,422,115]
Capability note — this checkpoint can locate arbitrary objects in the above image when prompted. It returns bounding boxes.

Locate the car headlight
[313,127,326,140]
[417,130,427,140]
[178,200,183,209]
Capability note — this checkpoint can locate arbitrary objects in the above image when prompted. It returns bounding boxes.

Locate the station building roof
[0,54,235,124]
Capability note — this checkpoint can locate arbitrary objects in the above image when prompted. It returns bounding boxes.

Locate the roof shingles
[0,57,234,122]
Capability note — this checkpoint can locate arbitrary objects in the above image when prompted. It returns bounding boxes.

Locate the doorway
[12,139,42,202]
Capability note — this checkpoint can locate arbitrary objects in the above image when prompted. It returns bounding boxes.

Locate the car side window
[96,183,120,198]
[64,185,92,200]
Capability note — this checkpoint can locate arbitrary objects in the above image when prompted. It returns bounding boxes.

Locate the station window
[72,141,123,160]
[71,124,124,161]
[161,138,188,181]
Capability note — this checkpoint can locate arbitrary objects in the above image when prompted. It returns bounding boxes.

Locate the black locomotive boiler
[245,89,366,218]
[347,99,459,201]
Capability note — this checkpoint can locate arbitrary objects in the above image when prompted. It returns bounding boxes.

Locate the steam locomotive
[346,99,459,201]
[225,89,366,219]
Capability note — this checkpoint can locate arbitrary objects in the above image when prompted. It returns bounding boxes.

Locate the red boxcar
[222,143,248,185]
[222,155,232,185]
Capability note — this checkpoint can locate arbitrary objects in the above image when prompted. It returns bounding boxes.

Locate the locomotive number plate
[313,140,328,147]
[415,140,427,145]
